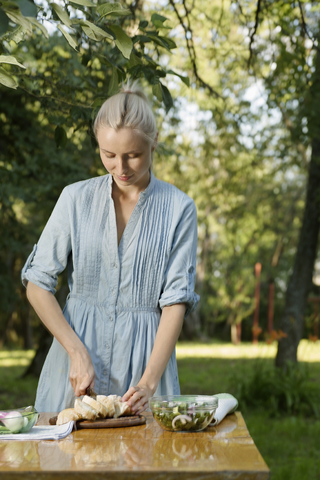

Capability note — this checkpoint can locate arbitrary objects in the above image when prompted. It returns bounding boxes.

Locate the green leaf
[159,36,176,50]
[15,0,37,17]
[109,25,132,59]
[0,66,17,88]
[1,0,20,9]
[152,83,162,102]
[139,20,148,29]
[81,23,102,41]
[5,25,25,43]
[166,69,190,87]
[145,32,176,52]
[108,67,118,95]
[0,55,26,68]
[68,0,96,7]
[132,34,152,45]
[91,97,105,109]
[0,8,9,37]
[50,3,72,28]
[57,24,78,51]
[126,51,142,68]
[97,2,131,18]
[80,20,113,41]
[127,64,143,79]
[4,10,33,33]
[54,125,67,148]
[151,13,169,29]
[27,17,49,38]
[95,54,118,70]
[160,83,173,112]
[0,1,20,10]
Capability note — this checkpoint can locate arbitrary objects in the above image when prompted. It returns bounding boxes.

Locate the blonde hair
[93,81,157,146]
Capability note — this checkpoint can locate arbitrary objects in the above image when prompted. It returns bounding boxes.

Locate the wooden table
[0,411,269,479]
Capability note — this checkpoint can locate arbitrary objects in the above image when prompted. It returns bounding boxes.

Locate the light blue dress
[21,172,199,412]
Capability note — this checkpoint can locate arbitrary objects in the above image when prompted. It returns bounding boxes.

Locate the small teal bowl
[0,406,39,434]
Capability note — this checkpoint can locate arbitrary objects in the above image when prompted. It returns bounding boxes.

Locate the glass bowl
[149,395,218,432]
[0,406,39,434]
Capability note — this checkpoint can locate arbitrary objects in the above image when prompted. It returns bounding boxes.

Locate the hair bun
[94,79,157,148]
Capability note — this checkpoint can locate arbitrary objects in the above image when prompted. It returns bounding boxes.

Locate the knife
[86,387,98,399]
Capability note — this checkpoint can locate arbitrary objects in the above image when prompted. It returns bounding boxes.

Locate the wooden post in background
[252,263,262,344]
[315,299,319,339]
[268,281,275,334]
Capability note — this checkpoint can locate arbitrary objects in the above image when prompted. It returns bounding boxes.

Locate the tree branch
[297,0,320,52]
[168,0,222,98]
[248,0,262,68]
[298,0,313,42]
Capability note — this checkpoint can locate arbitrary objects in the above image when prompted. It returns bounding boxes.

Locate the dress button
[109,316,113,322]
[103,369,107,375]
[112,289,115,295]
[106,344,110,349]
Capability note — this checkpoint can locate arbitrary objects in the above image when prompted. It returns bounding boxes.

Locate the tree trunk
[180,308,202,340]
[275,137,320,366]
[22,327,52,378]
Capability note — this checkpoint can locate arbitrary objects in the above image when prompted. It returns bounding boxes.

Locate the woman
[22,82,199,414]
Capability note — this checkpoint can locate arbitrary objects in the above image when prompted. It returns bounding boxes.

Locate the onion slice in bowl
[172,414,192,429]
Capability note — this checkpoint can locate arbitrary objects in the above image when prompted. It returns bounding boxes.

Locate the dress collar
[139,170,155,198]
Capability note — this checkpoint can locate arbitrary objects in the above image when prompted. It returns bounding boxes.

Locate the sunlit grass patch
[0,350,35,367]
[177,341,277,359]
[297,340,320,362]
[0,350,37,409]
[176,339,320,362]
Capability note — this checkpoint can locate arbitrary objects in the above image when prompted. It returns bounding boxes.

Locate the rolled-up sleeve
[159,198,200,317]
[21,188,72,294]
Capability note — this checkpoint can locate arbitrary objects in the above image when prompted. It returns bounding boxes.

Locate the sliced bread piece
[82,395,108,418]
[96,395,116,418]
[74,398,98,421]
[113,400,133,419]
[56,408,81,425]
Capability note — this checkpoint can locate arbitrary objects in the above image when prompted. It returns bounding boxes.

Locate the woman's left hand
[122,383,154,415]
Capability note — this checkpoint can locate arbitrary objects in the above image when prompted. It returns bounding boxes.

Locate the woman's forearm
[140,303,186,392]
[26,281,95,396]
[26,281,85,356]
[123,303,186,412]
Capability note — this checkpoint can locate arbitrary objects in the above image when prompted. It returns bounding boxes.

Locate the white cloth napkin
[0,421,75,441]
[211,393,238,426]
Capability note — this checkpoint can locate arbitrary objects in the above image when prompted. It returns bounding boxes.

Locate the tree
[154,0,320,357]
[1,0,316,356]
[0,0,187,115]
[0,40,95,347]
[155,0,306,338]
[0,0,188,350]
[232,0,320,364]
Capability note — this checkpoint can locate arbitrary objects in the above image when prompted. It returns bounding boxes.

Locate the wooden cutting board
[49,415,146,429]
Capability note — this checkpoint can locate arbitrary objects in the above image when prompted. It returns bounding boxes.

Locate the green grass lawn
[0,350,38,409]
[0,340,319,480]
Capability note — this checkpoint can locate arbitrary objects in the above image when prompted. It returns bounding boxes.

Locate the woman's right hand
[26,283,96,397]
[69,348,95,397]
